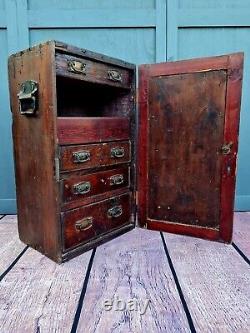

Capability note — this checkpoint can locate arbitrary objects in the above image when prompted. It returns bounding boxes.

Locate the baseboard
[234,195,250,211]
[0,199,17,214]
[0,196,250,214]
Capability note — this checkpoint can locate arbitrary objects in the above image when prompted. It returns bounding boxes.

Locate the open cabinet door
[137,53,243,242]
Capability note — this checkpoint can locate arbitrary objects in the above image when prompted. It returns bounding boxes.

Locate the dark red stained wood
[57,117,130,144]
[220,54,244,242]
[137,65,149,227]
[62,193,132,250]
[60,141,131,172]
[9,40,136,263]
[147,54,229,77]
[8,42,62,262]
[61,166,129,205]
[147,219,220,241]
[138,53,244,243]
[148,71,226,228]
[56,53,132,89]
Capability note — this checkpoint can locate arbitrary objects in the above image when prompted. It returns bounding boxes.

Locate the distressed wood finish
[8,41,61,262]
[63,193,132,250]
[138,53,243,242]
[0,214,250,331]
[57,117,130,144]
[233,212,250,257]
[148,70,227,228]
[9,41,243,263]
[62,166,129,205]
[163,232,250,333]
[220,54,244,242]
[77,228,190,333]
[56,76,133,118]
[0,245,92,332]
[60,141,131,172]
[54,41,136,70]
[0,215,25,274]
[9,41,136,263]
[56,53,132,89]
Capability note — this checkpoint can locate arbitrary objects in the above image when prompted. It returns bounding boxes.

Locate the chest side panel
[8,42,61,262]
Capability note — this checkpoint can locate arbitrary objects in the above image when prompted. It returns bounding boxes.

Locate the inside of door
[137,53,243,242]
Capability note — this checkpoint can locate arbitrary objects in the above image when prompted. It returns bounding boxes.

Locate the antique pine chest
[8,41,243,263]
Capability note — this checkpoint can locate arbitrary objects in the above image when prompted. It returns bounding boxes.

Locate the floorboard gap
[70,248,96,333]
[160,232,197,333]
[232,242,250,266]
[0,245,29,282]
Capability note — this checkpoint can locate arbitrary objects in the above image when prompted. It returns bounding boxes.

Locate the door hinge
[55,157,60,182]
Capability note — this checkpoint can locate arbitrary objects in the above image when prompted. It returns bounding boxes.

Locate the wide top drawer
[55,53,132,89]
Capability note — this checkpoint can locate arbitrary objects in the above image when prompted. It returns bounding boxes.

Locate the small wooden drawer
[56,53,131,89]
[62,166,130,204]
[60,141,131,172]
[62,193,132,250]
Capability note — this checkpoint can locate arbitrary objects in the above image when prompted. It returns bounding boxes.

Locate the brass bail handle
[111,147,125,158]
[73,150,90,163]
[110,174,124,186]
[68,60,86,75]
[73,181,91,195]
[107,205,123,218]
[107,70,122,82]
[75,217,93,231]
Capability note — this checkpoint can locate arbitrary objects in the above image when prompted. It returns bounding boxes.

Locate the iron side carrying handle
[17,80,38,115]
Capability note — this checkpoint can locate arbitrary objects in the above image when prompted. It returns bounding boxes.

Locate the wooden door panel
[138,53,243,242]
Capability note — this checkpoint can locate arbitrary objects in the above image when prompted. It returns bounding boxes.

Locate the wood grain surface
[0,245,92,332]
[0,215,25,275]
[163,231,250,333]
[57,117,130,144]
[0,214,249,332]
[233,212,250,258]
[9,41,61,262]
[148,70,226,228]
[77,228,190,333]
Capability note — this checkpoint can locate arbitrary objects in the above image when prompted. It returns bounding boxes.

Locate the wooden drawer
[56,53,131,89]
[62,193,132,250]
[60,141,131,172]
[62,166,130,204]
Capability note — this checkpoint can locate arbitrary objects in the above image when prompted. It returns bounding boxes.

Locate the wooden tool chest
[8,41,243,263]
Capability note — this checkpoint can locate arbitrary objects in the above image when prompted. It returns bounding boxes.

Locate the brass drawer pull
[107,205,123,218]
[73,181,91,195]
[107,70,122,82]
[221,142,233,155]
[111,147,125,158]
[110,174,124,186]
[75,217,93,231]
[73,150,90,163]
[68,60,86,75]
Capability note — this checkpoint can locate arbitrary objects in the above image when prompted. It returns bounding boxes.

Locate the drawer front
[60,141,131,172]
[62,193,132,250]
[62,167,130,203]
[56,53,131,89]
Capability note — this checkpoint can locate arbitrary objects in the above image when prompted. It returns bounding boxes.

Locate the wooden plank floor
[0,213,249,333]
